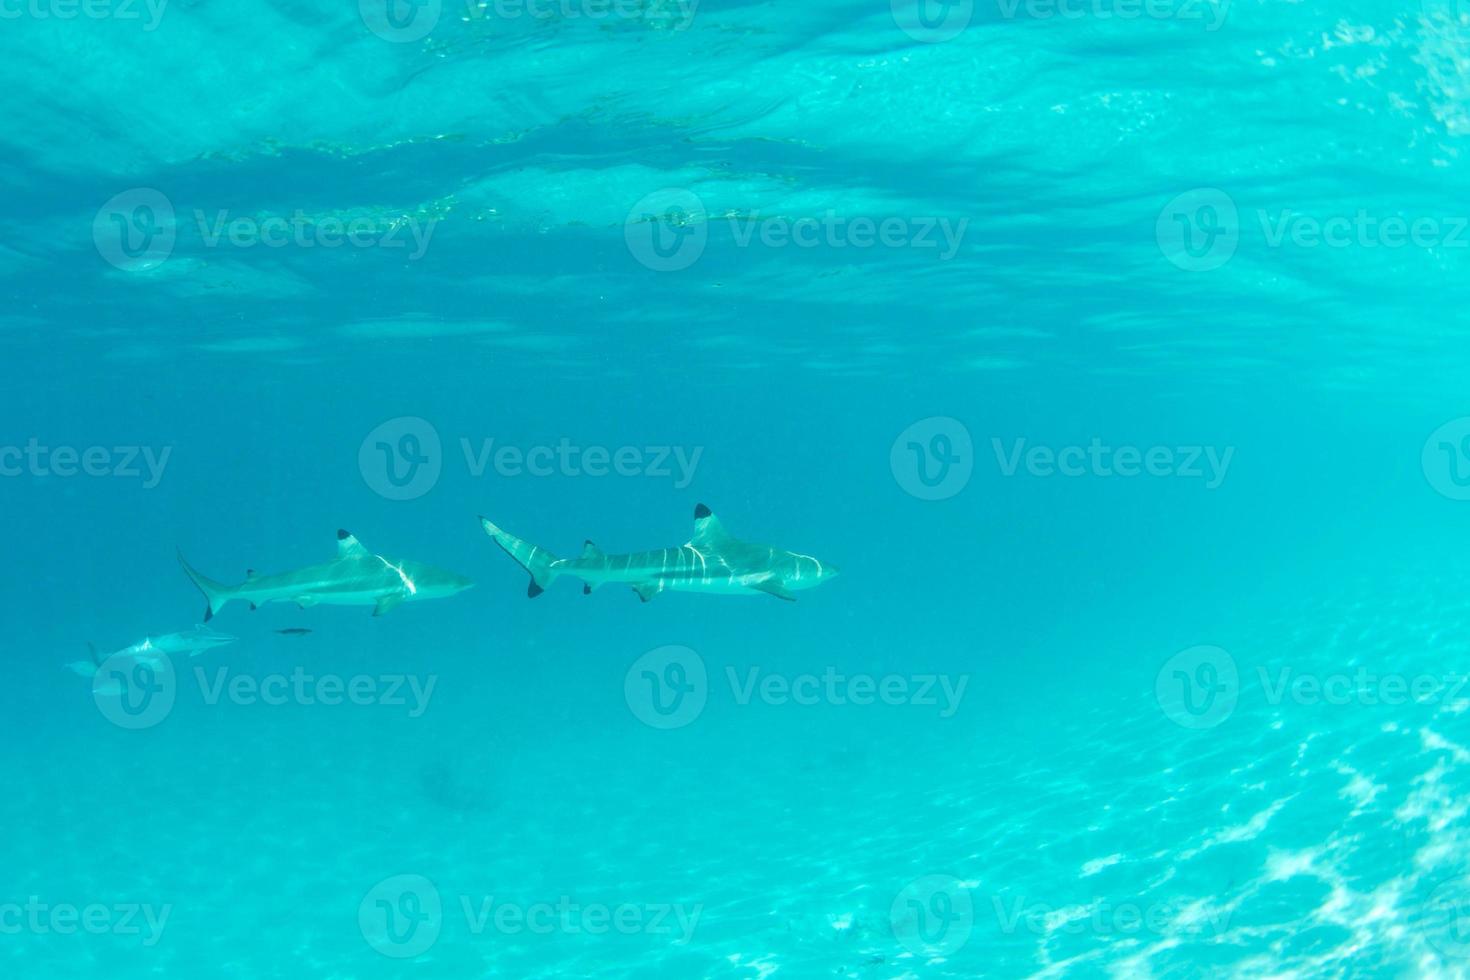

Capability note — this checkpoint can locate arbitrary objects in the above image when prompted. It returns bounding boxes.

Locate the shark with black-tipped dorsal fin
[177,530,474,620]
[478,504,839,602]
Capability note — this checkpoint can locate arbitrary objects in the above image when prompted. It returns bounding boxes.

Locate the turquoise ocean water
[5,1,1470,976]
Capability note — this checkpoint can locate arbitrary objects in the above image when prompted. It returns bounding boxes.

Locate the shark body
[178,530,473,620]
[479,504,838,602]
[65,626,237,682]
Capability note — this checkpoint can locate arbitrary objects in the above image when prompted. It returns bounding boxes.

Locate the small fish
[275,628,313,636]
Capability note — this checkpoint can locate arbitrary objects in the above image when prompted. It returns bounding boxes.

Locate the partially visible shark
[479,504,839,602]
[178,530,474,620]
[65,625,237,679]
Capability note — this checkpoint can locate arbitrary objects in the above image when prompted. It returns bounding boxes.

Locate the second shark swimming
[480,504,839,601]
[178,530,473,619]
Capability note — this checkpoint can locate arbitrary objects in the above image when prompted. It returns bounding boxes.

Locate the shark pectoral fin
[583,583,595,595]
[632,582,662,603]
[750,579,796,601]
[293,596,319,610]
[374,593,407,616]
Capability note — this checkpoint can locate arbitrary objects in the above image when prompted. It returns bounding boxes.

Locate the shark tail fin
[479,517,560,598]
[177,550,232,622]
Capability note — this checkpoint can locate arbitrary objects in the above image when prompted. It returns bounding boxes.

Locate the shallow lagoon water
[3,1,1470,977]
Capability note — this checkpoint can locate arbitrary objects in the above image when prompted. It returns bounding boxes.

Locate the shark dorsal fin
[337,529,370,559]
[580,540,604,560]
[689,503,735,551]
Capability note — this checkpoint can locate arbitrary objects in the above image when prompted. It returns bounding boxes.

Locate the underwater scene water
[5,1,1470,977]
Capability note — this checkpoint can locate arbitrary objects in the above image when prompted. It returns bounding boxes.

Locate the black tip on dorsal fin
[585,539,596,548]
[694,503,712,519]
[337,529,351,540]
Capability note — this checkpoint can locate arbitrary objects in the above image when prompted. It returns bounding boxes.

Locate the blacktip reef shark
[177,530,474,620]
[479,504,839,602]
[66,626,237,682]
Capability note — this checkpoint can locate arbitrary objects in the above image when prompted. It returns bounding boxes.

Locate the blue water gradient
[3,0,1470,976]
